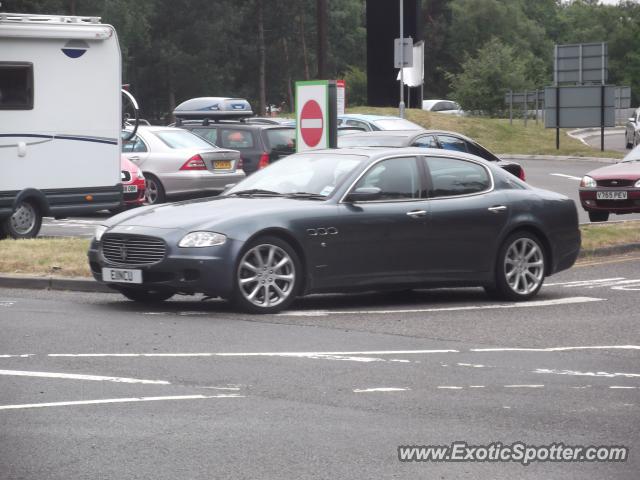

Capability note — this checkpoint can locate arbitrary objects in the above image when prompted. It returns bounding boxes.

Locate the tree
[447,38,532,116]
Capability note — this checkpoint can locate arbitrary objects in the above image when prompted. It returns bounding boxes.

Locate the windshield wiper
[228,189,284,197]
[284,192,327,200]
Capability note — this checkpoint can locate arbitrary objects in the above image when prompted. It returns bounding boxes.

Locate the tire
[625,132,633,149]
[2,200,42,239]
[588,211,609,222]
[117,287,174,303]
[144,174,166,205]
[232,236,302,314]
[488,231,546,302]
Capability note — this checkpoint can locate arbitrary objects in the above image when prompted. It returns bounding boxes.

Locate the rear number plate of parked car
[597,191,627,200]
[213,160,232,169]
[102,268,143,284]
[123,185,138,193]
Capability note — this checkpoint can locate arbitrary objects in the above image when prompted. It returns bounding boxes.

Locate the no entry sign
[295,80,337,152]
[300,99,323,147]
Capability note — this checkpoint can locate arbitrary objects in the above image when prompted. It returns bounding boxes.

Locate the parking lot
[1,253,639,479]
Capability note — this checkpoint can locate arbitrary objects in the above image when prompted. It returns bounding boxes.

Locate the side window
[436,135,468,153]
[0,62,33,110]
[413,135,438,148]
[192,128,218,145]
[220,129,254,149]
[425,156,491,197]
[354,157,420,201]
[346,120,368,130]
[122,135,147,153]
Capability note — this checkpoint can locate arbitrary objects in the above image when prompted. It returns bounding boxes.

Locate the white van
[0,13,122,238]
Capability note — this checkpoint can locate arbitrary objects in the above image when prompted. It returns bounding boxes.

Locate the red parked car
[579,145,640,222]
[118,155,146,211]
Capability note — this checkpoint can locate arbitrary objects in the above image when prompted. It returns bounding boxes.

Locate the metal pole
[601,43,605,151]
[535,89,539,125]
[509,90,513,126]
[399,0,405,118]
[524,89,528,127]
[556,86,560,150]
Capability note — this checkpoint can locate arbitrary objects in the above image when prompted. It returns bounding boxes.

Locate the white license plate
[102,267,142,284]
[123,185,138,193]
[597,191,627,200]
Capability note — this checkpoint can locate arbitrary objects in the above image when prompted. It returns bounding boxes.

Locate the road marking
[0,354,34,358]
[281,297,603,316]
[353,387,408,393]
[609,386,637,390]
[471,345,640,353]
[46,349,459,358]
[457,363,486,368]
[545,277,625,287]
[535,368,640,378]
[0,302,15,307]
[0,369,170,385]
[438,386,464,390]
[504,384,545,388]
[0,394,243,411]
[551,173,582,181]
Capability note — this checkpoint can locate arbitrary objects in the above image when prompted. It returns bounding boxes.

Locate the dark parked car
[179,121,296,174]
[89,147,580,313]
[339,130,526,180]
[579,143,640,222]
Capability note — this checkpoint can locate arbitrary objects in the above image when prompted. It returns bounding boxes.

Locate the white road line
[353,387,408,393]
[0,354,34,358]
[457,363,486,368]
[545,277,625,287]
[504,384,545,388]
[471,345,640,353]
[609,386,637,390]
[282,296,604,316]
[0,394,242,411]
[551,173,582,181]
[535,368,640,378]
[438,386,463,390]
[0,302,15,307]
[0,369,170,385]
[47,349,459,358]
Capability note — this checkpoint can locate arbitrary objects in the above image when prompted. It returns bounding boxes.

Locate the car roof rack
[0,12,102,24]
[173,97,254,126]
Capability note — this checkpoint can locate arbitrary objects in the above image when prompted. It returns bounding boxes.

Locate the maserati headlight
[635,179,640,187]
[179,231,227,248]
[580,175,597,188]
[137,168,145,180]
[94,225,108,242]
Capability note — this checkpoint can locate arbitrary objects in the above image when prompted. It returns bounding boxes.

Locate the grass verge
[0,223,638,279]
[345,106,624,159]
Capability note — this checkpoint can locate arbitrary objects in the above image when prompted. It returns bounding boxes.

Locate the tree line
[4,0,639,120]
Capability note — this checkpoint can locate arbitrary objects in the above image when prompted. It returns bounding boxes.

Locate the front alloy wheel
[234,237,300,313]
[488,232,545,301]
[3,200,42,239]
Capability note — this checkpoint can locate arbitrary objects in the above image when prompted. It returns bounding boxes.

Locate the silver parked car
[625,107,640,149]
[121,126,245,204]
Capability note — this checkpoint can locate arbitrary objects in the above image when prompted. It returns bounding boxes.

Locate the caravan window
[0,62,33,110]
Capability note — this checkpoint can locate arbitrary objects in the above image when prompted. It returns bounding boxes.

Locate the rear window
[265,128,296,151]
[0,62,33,110]
[191,127,218,146]
[219,129,255,149]
[153,129,214,149]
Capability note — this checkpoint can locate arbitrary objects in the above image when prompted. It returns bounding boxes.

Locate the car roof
[338,113,404,121]
[341,129,475,142]
[304,146,495,165]
[176,120,293,130]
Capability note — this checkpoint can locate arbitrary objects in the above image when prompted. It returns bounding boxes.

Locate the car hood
[105,196,324,232]
[586,161,640,180]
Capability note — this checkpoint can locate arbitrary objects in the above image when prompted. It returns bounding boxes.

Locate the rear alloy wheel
[2,200,42,239]
[488,232,545,301]
[589,211,609,222]
[234,236,301,314]
[117,287,174,303]
[144,174,166,205]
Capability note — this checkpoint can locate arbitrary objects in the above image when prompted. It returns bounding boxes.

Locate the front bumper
[579,188,640,214]
[88,227,242,298]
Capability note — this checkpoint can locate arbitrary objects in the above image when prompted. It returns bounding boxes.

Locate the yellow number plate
[213,160,232,169]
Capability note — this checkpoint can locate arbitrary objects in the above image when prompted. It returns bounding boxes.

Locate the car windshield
[371,118,423,130]
[339,135,408,148]
[153,129,215,149]
[226,153,367,197]
[265,128,296,151]
[621,144,640,162]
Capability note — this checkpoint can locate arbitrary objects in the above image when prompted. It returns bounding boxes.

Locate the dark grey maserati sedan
[88,148,581,313]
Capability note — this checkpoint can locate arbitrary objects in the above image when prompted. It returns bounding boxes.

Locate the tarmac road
[1,254,639,479]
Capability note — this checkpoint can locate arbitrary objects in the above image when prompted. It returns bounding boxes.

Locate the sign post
[295,80,337,152]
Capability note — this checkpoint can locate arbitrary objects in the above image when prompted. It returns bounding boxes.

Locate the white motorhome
[0,12,122,238]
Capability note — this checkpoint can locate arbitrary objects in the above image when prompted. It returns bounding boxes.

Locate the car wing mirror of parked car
[344,186,382,203]
[630,117,636,123]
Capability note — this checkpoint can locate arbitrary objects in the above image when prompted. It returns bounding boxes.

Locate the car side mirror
[629,117,635,123]
[344,186,382,202]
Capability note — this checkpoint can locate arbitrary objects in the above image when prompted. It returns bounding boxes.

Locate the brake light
[518,168,526,181]
[237,157,244,171]
[258,153,270,169]
[180,154,206,170]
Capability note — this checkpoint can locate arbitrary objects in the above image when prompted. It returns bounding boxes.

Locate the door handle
[406,210,427,218]
[488,205,507,214]
[129,156,140,161]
